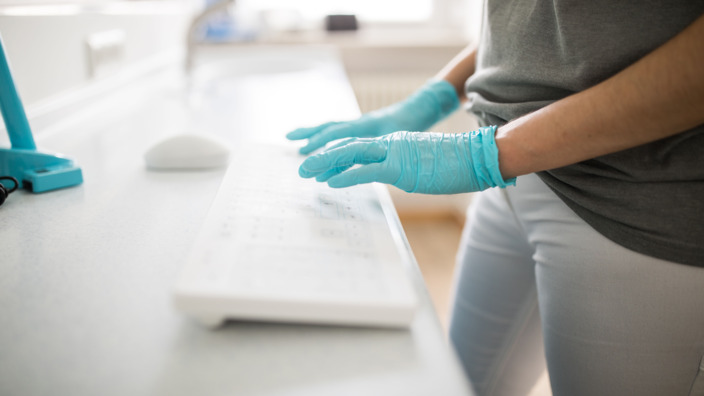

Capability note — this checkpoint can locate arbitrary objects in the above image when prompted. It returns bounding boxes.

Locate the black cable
[0,176,19,206]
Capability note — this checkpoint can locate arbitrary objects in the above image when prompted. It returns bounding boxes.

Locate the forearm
[496,13,704,179]
[434,44,477,103]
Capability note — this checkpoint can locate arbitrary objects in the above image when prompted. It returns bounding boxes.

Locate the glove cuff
[422,79,461,119]
[471,126,516,189]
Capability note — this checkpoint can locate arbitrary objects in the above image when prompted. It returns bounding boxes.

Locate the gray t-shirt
[465,0,704,267]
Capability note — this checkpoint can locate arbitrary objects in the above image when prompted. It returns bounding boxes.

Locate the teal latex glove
[286,80,460,154]
[298,126,516,194]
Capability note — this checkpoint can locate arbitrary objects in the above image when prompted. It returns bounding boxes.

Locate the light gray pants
[449,173,704,396]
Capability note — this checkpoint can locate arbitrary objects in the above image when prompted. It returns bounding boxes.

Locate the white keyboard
[173,143,418,328]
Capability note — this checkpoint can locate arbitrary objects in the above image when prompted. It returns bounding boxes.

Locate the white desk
[0,46,474,396]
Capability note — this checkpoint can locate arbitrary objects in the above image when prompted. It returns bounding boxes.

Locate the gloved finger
[311,139,358,178]
[326,163,397,189]
[298,123,363,155]
[298,139,358,178]
[321,137,358,152]
[315,165,352,182]
[298,140,387,178]
[286,121,342,140]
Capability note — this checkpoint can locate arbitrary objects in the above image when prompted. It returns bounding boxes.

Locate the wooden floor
[398,215,463,331]
[398,215,552,396]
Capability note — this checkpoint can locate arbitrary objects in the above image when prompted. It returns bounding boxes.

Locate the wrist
[494,117,541,180]
[387,80,460,133]
[494,127,518,180]
[423,79,461,118]
[469,126,516,189]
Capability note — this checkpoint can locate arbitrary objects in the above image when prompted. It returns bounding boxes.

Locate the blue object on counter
[201,0,257,42]
[0,33,82,193]
[0,36,35,150]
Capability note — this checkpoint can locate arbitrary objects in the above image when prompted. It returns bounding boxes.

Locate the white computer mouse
[144,133,230,170]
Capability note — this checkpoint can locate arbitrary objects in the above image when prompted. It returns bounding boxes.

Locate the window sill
[206,25,472,50]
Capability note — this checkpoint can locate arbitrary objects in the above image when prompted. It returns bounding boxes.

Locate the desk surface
[0,46,474,396]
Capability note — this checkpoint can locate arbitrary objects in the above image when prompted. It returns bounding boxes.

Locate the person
[287,1,704,395]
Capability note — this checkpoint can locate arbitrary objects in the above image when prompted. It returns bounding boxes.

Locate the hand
[286,80,460,154]
[298,126,516,194]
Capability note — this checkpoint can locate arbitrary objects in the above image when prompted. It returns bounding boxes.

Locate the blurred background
[0,0,479,325]
[0,1,549,393]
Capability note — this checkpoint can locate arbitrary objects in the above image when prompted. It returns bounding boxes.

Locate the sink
[192,57,318,81]
[174,45,355,143]
[188,45,336,86]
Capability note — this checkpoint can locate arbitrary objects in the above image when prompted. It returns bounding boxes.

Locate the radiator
[346,72,477,217]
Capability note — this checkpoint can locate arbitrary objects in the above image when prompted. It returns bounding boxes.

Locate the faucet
[185,0,235,74]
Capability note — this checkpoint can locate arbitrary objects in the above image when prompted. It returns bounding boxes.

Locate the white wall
[0,0,482,112]
[0,1,482,217]
[0,1,194,109]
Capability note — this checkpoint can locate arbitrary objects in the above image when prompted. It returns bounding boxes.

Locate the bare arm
[496,13,704,179]
[434,44,478,103]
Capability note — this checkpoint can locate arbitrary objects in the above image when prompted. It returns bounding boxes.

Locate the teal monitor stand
[0,34,82,193]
